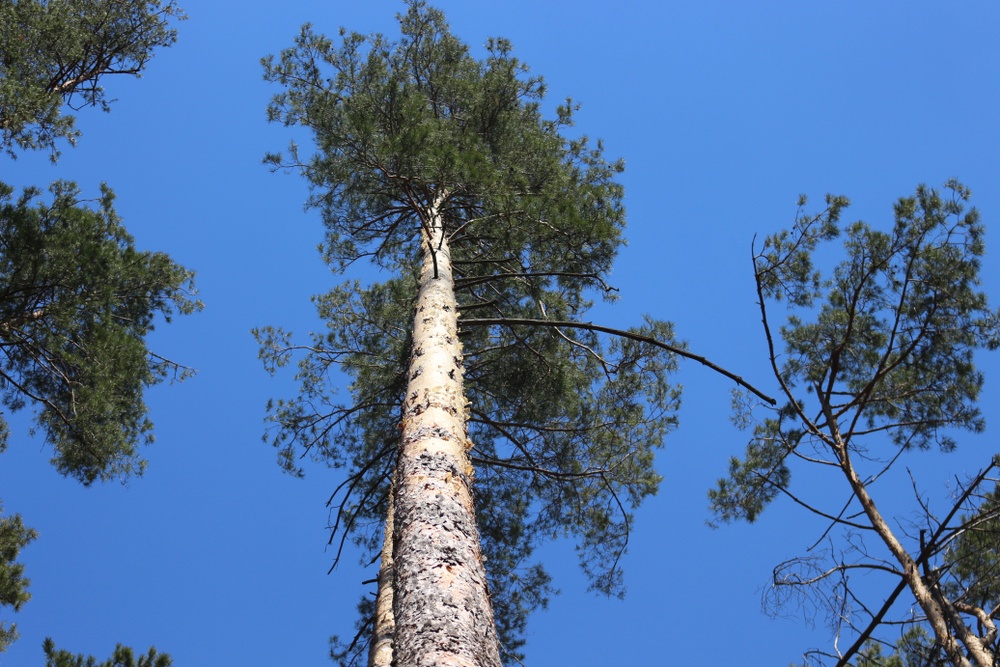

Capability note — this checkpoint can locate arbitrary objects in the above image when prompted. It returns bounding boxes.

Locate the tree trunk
[368,483,395,667]
[824,414,990,667]
[390,197,502,667]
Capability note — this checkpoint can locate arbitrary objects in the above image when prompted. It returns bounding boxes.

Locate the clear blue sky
[3,1,1000,665]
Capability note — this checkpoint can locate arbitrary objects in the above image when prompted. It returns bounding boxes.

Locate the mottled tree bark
[390,197,502,667]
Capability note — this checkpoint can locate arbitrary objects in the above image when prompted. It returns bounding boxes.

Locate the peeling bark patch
[394,449,497,667]
[404,426,458,446]
[405,386,463,419]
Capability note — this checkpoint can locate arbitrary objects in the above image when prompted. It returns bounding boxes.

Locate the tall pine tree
[259,3,770,664]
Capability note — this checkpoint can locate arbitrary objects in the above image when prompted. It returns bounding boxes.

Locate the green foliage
[713,182,1000,666]
[850,640,905,667]
[0,509,36,651]
[710,399,799,524]
[43,638,172,667]
[260,1,681,659]
[0,0,184,159]
[0,1,190,658]
[947,483,1000,614]
[0,180,201,484]
[711,181,1000,523]
[262,2,626,278]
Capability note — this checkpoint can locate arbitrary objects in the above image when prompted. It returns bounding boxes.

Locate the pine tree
[0,510,35,651]
[259,3,770,664]
[713,181,1000,667]
[0,0,185,160]
[0,1,192,660]
[43,638,172,667]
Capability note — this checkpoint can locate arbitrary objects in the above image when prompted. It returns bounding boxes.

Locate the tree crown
[0,181,201,484]
[712,181,1000,524]
[0,0,184,159]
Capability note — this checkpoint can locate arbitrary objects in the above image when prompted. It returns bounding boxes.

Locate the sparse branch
[776,560,902,590]
[752,246,824,429]
[462,317,776,405]
[758,471,873,532]
[471,455,609,481]
[325,441,396,566]
[454,271,618,295]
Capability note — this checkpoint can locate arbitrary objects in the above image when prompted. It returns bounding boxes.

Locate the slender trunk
[824,414,992,667]
[368,482,395,667]
[390,198,501,667]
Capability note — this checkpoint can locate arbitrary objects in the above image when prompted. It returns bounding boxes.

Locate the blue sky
[2,1,1000,665]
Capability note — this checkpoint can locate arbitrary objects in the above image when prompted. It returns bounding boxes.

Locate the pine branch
[461,317,777,405]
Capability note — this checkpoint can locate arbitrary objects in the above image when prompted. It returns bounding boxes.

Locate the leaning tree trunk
[829,425,990,667]
[389,196,502,667]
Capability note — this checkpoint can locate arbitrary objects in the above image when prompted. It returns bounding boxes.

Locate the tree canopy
[0,0,184,159]
[43,638,172,667]
[713,181,1000,667]
[0,183,197,653]
[0,181,200,483]
[0,0,192,658]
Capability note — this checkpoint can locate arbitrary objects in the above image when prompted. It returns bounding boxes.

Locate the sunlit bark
[390,195,501,667]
